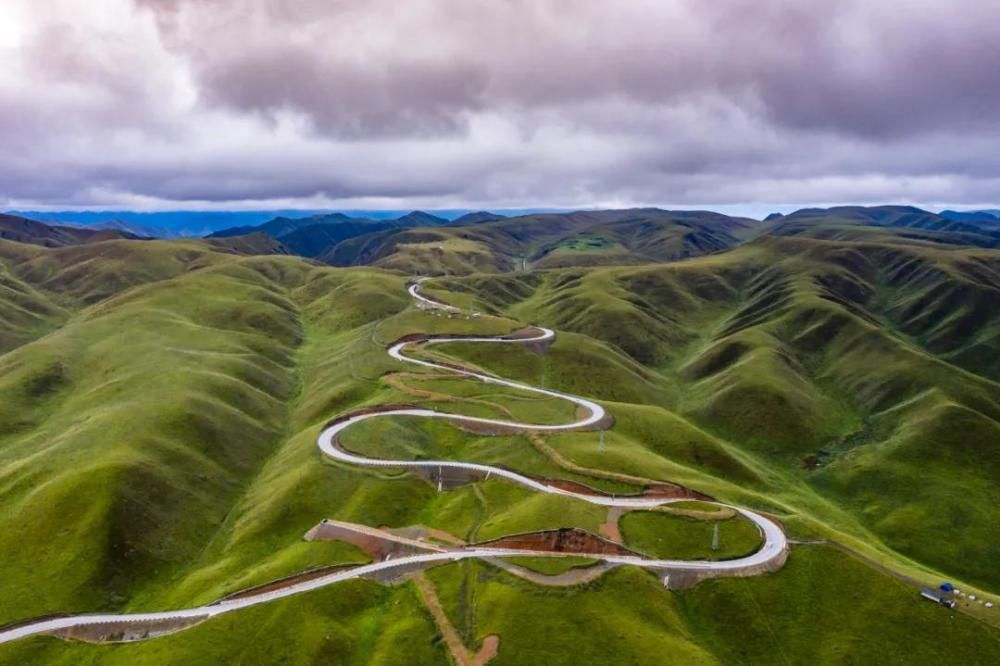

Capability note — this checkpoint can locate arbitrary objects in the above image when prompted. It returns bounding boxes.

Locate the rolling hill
[768,206,1000,248]
[207,210,461,260]
[0,214,146,248]
[325,208,756,274]
[206,213,376,239]
[427,229,1000,592]
[8,210,338,238]
[0,206,998,663]
[941,209,1000,226]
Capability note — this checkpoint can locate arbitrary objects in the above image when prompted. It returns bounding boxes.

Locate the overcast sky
[3,0,1000,215]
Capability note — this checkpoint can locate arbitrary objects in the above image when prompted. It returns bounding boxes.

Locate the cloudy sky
[3,0,1000,214]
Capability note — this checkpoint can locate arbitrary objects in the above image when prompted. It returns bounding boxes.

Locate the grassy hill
[0,207,998,662]
[207,210,457,260]
[326,208,755,274]
[767,205,1000,249]
[428,232,1000,593]
[1,214,144,248]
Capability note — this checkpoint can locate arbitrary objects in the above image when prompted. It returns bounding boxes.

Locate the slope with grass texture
[433,234,1000,592]
[326,208,754,274]
[0,218,998,662]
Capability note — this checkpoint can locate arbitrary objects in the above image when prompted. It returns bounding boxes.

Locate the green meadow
[0,206,998,663]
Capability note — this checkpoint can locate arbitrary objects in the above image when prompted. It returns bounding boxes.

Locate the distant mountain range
[0,213,147,247]
[3,209,531,239]
[5,205,1000,270]
[205,210,506,259]
[3,210,320,238]
[940,209,1000,225]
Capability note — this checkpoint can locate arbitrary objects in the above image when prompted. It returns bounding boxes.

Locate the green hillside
[0,206,998,663]
[430,234,1000,592]
[0,214,142,249]
[325,208,754,273]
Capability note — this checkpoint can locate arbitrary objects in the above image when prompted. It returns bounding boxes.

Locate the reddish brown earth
[215,563,358,602]
[477,528,639,556]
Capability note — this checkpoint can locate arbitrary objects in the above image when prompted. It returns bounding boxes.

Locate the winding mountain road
[0,280,787,646]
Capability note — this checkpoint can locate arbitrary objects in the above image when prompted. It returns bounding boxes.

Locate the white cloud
[2,0,1000,212]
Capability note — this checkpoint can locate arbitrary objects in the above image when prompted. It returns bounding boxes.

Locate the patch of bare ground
[385,525,467,547]
[410,572,499,666]
[476,528,638,556]
[49,616,208,644]
[215,563,358,602]
[600,506,625,542]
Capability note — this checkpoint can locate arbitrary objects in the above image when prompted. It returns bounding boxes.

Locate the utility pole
[599,430,605,452]
[711,523,720,551]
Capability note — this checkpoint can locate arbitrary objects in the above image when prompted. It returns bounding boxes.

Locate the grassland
[430,236,1000,595]
[417,547,1000,665]
[619,510,762,560]
[0,209,998,663]
[500,556,599,576]
[328,209,753,274]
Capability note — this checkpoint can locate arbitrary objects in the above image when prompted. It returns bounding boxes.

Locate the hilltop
[325,208,755,273]
[0,214,146,248]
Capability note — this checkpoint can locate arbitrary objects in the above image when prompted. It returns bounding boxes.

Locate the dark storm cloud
[142,0,1000,140]
[2,0,1000,210]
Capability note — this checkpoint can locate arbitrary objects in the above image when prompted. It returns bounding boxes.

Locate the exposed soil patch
[385,525,467,547]
[215,563,358,602]
[49,615,208,644]
[304,519,447,559]
[410,572,499,666]
[477,528,639,557]
[600,507,625,542]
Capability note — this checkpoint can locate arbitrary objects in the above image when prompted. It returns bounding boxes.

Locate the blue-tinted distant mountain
[769,205,1000,247]
[279,220,398,257]
[940,210,1000,226]
[6,209,543,238]
[207,213,376,239]
[393,210,449,226]
[449,211,507,225]
[6,210,329,238]
[207,210,485,259]
[0,213,147,247]
[60,218,165,238]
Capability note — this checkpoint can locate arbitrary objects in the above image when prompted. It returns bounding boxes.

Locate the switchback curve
[0,279,787,646]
